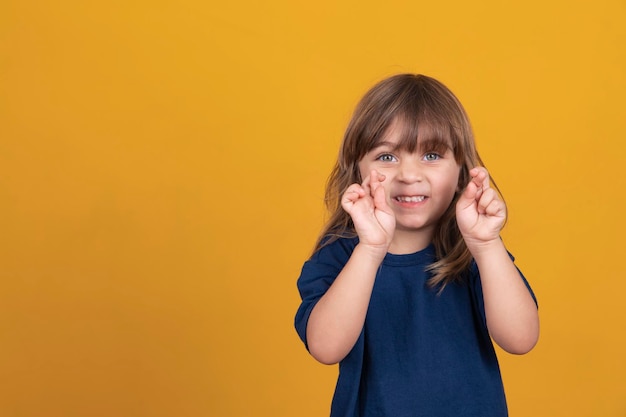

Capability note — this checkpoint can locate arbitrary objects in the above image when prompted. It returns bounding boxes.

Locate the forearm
[470,239,540,354]
[306,244,384,364]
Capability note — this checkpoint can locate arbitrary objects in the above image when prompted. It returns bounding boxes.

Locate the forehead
[371,118,453,152]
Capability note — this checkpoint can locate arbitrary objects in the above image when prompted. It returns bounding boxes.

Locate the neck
[388,227,434,255]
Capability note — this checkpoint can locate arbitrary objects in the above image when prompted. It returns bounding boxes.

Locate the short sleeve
[469,252,538,328]
[294,238,356,349]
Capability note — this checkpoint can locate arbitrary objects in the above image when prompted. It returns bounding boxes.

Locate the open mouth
[394,195,426,203]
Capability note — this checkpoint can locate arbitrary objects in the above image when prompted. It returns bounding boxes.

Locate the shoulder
[296,236,358,290]
[310,236,359,266]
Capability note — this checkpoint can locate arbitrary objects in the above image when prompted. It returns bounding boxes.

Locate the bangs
[374,114,456,158]
[343,73,472,171]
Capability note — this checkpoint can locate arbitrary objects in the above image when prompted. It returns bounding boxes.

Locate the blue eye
[424,152,440,161]
[377,153,397,162]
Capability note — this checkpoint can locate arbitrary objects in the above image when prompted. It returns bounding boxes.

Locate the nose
[397,158,423,183]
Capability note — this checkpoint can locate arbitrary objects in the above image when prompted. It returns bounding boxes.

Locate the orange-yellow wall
[1,1,625,416]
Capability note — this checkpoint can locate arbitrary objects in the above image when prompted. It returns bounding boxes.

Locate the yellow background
[1,0,625,416]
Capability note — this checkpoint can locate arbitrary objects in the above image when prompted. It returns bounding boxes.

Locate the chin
[395,221,432,232]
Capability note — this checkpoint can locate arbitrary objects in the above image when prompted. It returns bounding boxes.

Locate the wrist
[465,237,506,262]
[354,242,388,263]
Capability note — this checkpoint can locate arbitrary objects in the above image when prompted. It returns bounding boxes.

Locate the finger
[342,184,365,204]
[469,167,490,191]
[485,199,505,217]
[360,172,373,194]
[369,169,386,197]
[476,188,501,215]
[458,175,480,208]
[372,179,389,212]
[476,187,494,213]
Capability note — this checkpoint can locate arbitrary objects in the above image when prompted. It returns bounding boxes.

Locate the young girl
[294,74,539,417]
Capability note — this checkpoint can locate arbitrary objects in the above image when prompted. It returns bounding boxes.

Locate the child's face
[357,124,461,235]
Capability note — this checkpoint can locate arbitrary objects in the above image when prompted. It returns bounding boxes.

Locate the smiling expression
[358,122,461,241]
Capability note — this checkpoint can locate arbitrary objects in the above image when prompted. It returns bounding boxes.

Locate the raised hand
[341,169,396,253]
[455,167,540,355]
[456,167,506,249]
[307,170,397,364]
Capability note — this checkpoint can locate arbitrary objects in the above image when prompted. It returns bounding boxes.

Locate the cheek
[357,163,368,183]
[380,170,395,185]
[358,161,387,181]
[450,166,463,192]
[373,167,396,188]
[456,167,468,192]
[437,169,462,197]
[358,160,397,186]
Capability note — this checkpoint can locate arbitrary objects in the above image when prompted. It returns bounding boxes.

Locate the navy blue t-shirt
[295,237,536,417]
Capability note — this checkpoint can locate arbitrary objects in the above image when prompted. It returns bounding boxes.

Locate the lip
[392,194,429,208]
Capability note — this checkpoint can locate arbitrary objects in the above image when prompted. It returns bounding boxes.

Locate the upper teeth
[397,196,425,202]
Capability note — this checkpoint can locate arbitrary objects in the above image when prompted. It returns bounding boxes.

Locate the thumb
[457,179,482,210]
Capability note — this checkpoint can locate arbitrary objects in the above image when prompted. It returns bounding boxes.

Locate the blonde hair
[315,73,502,288]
